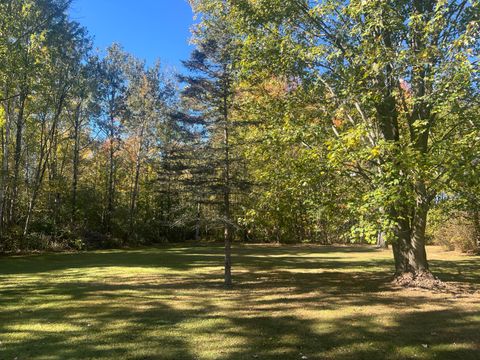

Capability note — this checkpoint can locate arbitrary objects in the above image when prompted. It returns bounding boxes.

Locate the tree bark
[0,100,11,235]
[195,201,201,241]
[223,86,232,287]
[376,231,388,249]
[50,125,60,238]
[10,91,27,224]
[391,0,436,285]
[391,208,429,275]
[71,102,83,223]
[105,116,116,234]
[389,192,439,288]
[375,23,434,284]
[129,121,146,237]
[23,91,66,235]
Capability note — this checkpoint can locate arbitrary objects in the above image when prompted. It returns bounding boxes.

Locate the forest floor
[0,245,478,360]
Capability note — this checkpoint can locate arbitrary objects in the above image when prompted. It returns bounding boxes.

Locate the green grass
[0,245,478,360]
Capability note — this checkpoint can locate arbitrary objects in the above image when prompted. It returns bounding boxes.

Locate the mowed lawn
[0,245,478,360]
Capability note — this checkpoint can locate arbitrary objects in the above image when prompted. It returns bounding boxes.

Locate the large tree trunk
[391,212,428,276]
[392,0,441,288]
[375,35,435,286]
[390,191,440,288]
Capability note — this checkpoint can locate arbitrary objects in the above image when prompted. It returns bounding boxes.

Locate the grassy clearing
[0,245,478,360]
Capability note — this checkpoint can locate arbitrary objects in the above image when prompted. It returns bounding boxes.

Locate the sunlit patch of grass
[0,245,478,359]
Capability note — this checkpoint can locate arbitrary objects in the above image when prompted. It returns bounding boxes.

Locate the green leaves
[224,0,480,245]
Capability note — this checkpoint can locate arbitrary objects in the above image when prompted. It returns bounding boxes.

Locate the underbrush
[431,213,479,254]
[0,228,127,254]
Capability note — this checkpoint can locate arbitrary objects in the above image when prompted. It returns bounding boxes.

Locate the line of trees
[1,0,479,287]
[0,0,192,249]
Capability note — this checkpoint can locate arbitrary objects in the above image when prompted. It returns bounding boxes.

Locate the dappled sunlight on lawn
[0,245,479,359]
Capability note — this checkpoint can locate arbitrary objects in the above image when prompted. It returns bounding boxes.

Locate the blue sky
[70,0,195,71]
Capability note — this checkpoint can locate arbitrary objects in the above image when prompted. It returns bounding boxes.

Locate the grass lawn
[0,245,478,360]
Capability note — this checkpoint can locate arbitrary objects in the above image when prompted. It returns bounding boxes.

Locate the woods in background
[0,0,187,249]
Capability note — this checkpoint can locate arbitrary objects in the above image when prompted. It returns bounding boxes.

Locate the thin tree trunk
[105,117,115,234]
[0,100,11,235]
[223,91,232,287]
[195,201,201,241]
[10,91,27,224]
[23,92,66,235]
[376,231,388,249]
[71,103,82,222]
[23,127,49,236]
[0,127,5,236]
[50,126,59,238]
[129,122,145,236]
[473,208,480,248]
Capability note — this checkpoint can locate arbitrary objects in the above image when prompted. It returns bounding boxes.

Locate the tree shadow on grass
[0,249,222,275]
[0,245,386,276]
[430,259,480,285]
[0,301,201,359]
[4,279,475,360]
[217,307,480,360]
[0,246,479,359]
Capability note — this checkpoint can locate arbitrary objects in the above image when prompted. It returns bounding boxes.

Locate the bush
[69,238,86,251]
[433,214,479,253]
[82,230,123,249]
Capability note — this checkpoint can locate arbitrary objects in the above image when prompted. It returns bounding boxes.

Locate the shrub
[433,214,479,254]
